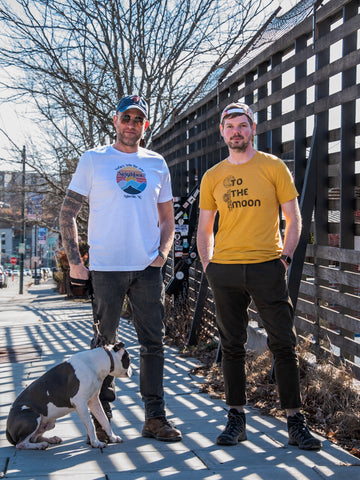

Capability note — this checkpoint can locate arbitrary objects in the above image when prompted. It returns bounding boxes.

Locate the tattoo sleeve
[59,189,86,265]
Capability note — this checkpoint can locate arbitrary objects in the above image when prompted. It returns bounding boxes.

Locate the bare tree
[0,0,274,234]
[0,0,273,144]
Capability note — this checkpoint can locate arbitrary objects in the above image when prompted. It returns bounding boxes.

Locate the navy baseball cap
[116,95,149,119]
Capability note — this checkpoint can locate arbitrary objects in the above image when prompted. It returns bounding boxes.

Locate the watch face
[281,255,291,265]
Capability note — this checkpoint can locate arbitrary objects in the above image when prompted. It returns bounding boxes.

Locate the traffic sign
[10,257,17,265]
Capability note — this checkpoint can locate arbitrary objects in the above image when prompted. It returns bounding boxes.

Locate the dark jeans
[90,267,166,419]
[205,260,301,410]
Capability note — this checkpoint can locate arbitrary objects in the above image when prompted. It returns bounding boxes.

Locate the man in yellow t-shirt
[197,102,322,451]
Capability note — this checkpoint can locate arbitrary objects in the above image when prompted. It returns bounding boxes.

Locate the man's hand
[280,258,290,271]
[69,263,90,284]
[150,254,166,268]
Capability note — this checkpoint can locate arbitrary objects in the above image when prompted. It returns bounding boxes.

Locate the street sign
[10,257,17,265]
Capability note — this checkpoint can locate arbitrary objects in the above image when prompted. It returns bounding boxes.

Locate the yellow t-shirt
[199,151,298,264]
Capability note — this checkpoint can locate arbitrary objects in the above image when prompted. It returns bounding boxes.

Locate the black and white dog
[6,343,132,450]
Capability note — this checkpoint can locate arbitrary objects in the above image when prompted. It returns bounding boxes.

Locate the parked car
[0,266,8,288]
[24,268,32,276]
[32,269,42,279]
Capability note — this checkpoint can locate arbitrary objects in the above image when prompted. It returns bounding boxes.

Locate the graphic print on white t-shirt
[116,164,147,196]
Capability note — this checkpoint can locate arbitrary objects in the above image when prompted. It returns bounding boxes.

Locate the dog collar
[103,346,114,373]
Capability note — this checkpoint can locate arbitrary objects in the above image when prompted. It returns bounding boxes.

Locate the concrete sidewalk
[0,279,359,480]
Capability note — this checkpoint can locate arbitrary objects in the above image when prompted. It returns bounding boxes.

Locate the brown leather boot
[142,416,182,442]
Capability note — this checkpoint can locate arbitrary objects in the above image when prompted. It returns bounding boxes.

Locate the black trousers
[205,259,301,409]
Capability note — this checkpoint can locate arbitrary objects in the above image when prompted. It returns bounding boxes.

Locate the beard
[227,134,252,152]
[117,130,142,147]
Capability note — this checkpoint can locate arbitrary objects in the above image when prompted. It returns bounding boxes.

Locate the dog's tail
[6,429,16,446]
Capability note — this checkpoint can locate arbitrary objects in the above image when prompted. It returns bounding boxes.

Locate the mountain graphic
[123,185,141,194]
[118,179,147,194]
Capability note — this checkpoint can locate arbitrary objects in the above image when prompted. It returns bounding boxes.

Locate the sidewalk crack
[191,449,210,469]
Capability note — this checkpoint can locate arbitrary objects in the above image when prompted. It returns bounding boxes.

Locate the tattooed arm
[59,189,90,281]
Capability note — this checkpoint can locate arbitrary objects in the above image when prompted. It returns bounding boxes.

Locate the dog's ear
[113,342,125,352]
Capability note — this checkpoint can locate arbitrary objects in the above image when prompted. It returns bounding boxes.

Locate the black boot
[216,409,247,446]
[287,412,322,450]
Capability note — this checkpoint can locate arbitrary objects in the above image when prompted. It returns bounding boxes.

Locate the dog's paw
[46,436,62,444]
[90,439,107,448]
[16,441,49,450]
[109,435,123,444]
[36,442,49,450]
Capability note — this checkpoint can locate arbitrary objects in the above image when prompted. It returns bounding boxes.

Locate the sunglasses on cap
[118,113,146,127]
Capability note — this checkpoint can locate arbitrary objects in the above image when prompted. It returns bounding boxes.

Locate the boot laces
[290,415,311,441]
[224,411,244,436]
[294,422,310,440]
[156,416,174,428]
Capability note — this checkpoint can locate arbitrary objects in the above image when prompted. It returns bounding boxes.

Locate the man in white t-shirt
[59,95,181,443]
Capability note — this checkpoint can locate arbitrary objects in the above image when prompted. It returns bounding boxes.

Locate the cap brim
[221,107,254,123]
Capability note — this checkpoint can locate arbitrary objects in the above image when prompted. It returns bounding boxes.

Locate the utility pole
[19,145,26,294]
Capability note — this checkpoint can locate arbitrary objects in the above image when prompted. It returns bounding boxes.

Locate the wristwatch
[158,250,166,260]
[280,254,292,265]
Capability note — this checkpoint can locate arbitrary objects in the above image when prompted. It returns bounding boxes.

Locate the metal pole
[19,145,26,294]
[34,224,39,285]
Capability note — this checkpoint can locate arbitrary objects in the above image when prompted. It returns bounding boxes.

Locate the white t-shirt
[68,144,173,271]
